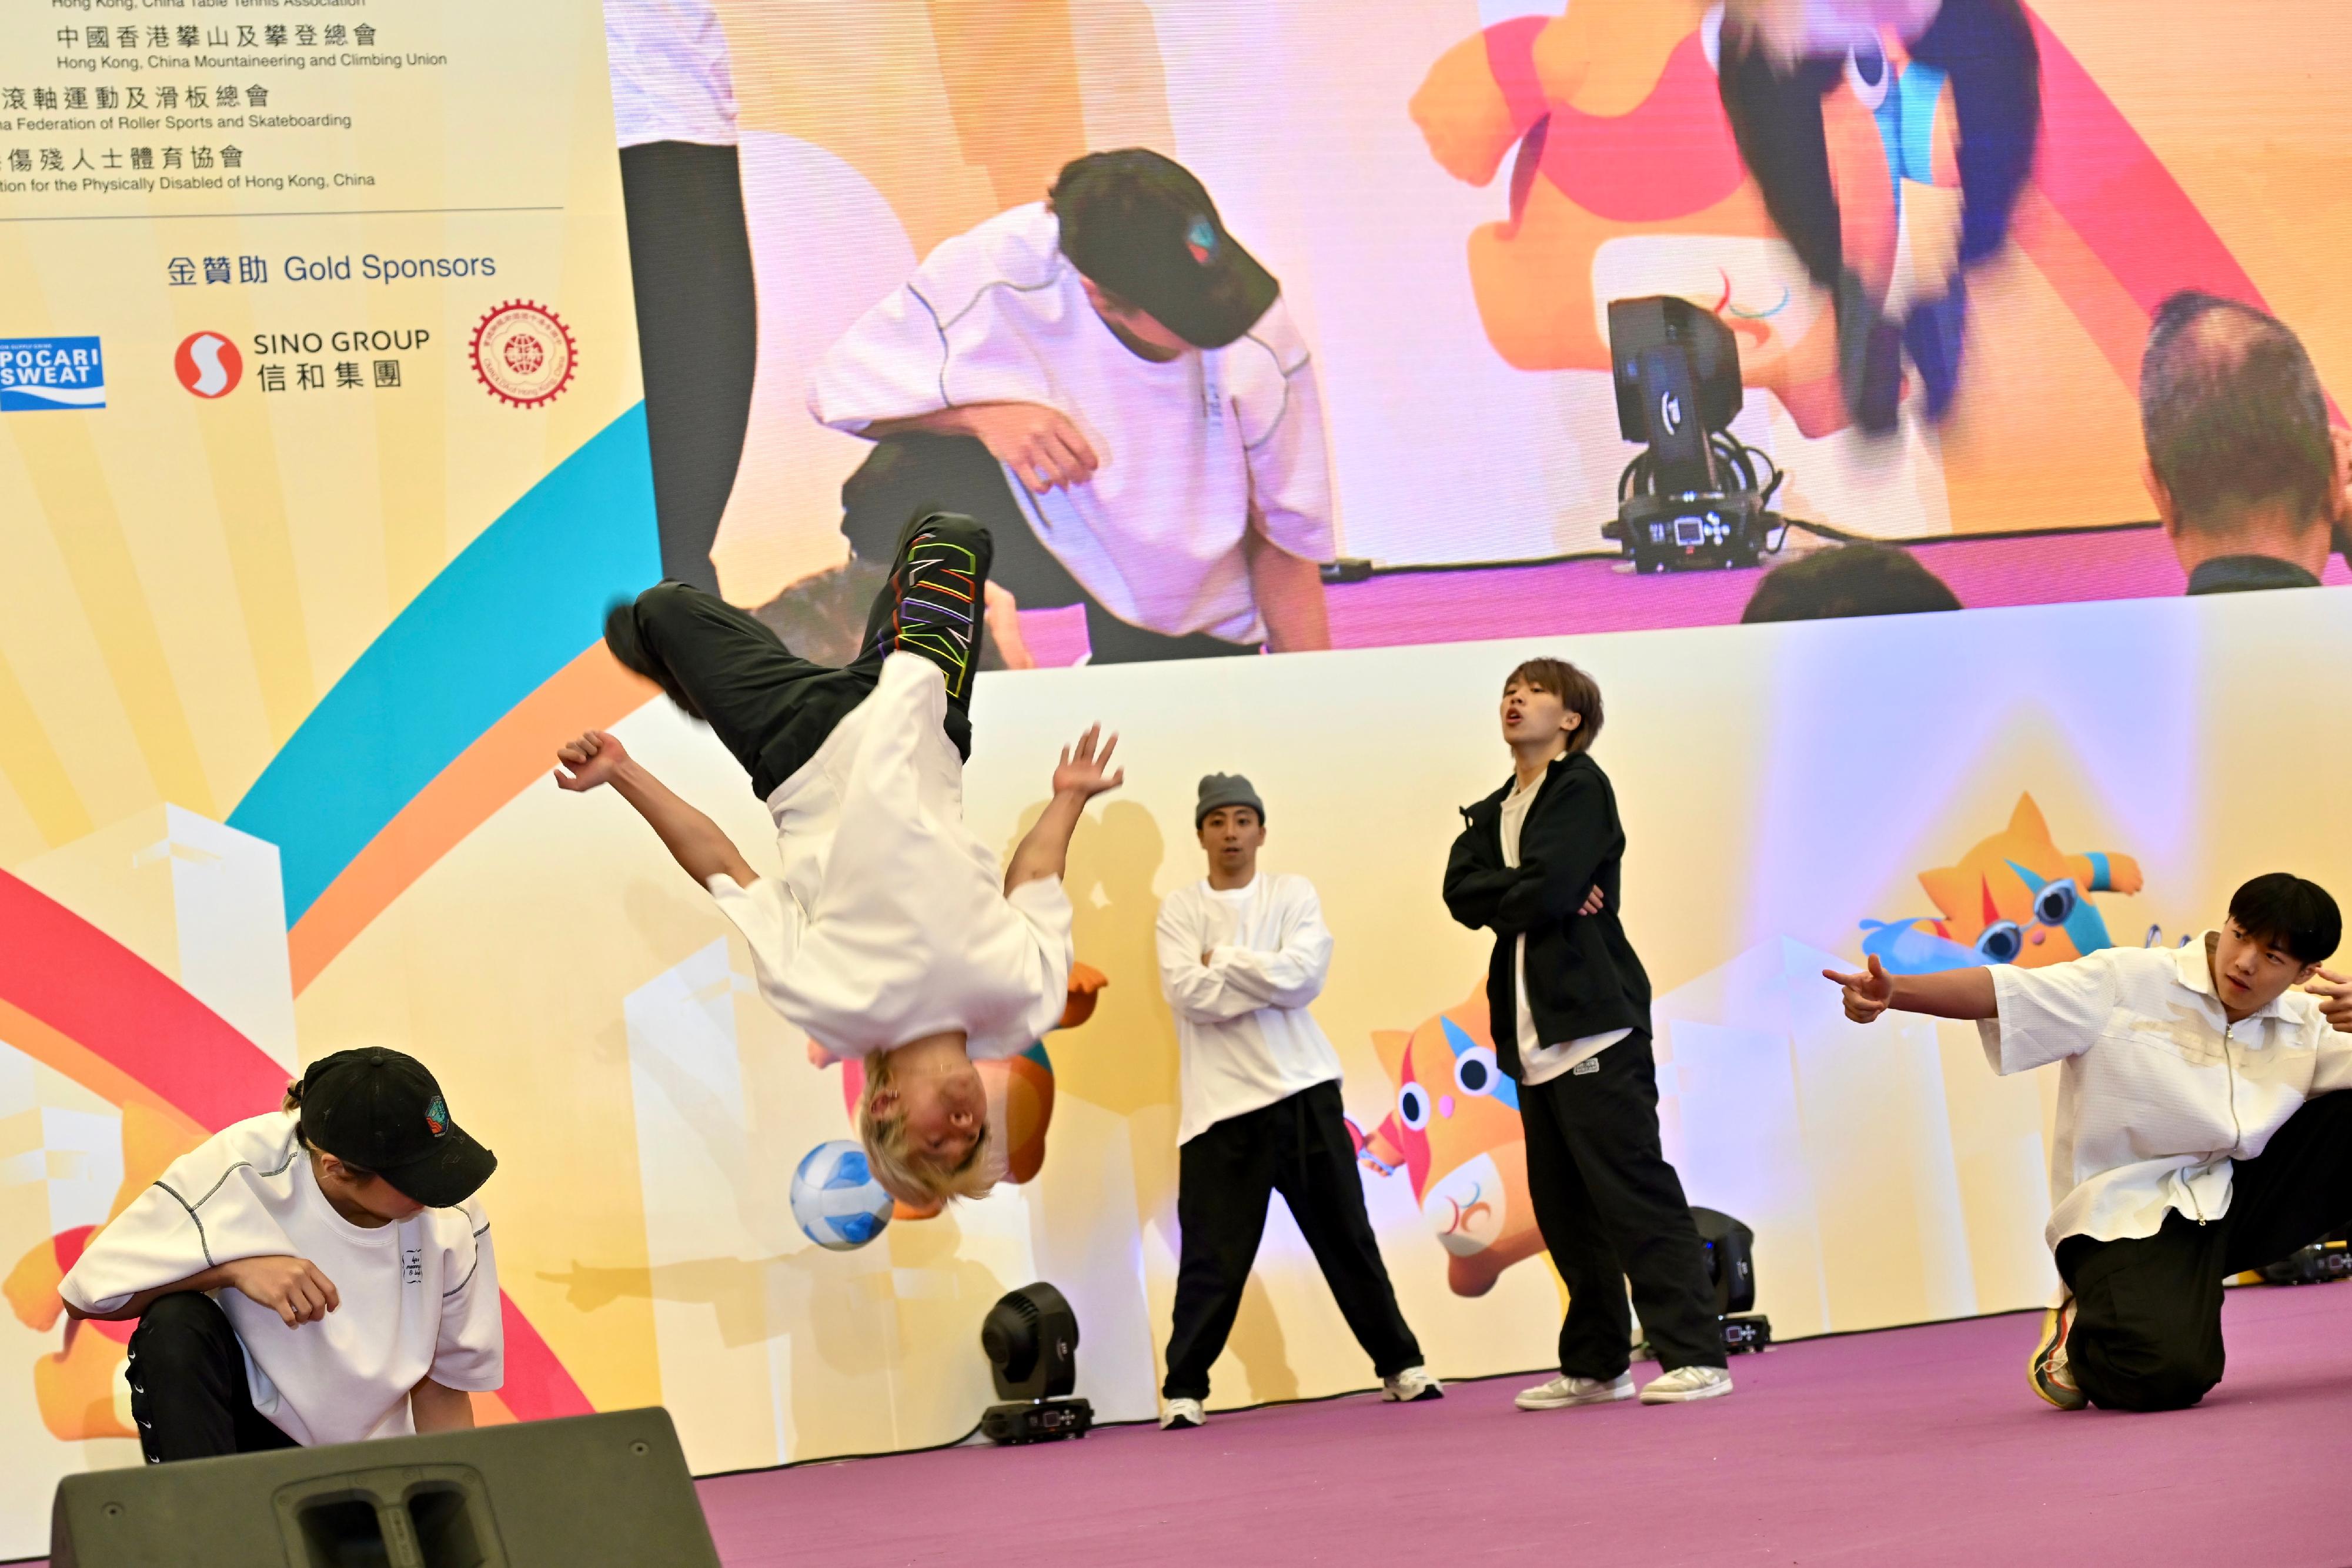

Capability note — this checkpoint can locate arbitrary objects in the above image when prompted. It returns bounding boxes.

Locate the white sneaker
[1639,1365,1734,1403]
[1160,1397,1204,1430]
[1514,1372,1634,1410]
[1382,1365,1445,1402]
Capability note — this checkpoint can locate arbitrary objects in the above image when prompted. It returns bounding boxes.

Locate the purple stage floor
[699,1285,2352,1568]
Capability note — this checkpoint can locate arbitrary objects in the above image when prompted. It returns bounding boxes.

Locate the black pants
[2055,1089,2352,1413]
[1519,1034,1725,1378]
[1716,0,2042,287]
[126,1292,302,1464]
[841,432,1258,666]
[620,141,759,595]
[626,513,993,798]
[1162,1082,1424,1400]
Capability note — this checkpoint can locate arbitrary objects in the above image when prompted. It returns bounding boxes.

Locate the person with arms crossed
[571,516,1122,1208]
[1443,659,1733,1409]
[1154,774,1441,1430]
[59,1049,502,1462]
[1827,874,2352,1410]
[810,149,1332,666]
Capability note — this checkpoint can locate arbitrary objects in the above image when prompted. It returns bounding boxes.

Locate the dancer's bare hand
[225,1255,340,1328]
[554,730,629,793]
[1579,885,1605,917]
[1822,955,1895,1024]
[2307,967,2352,1033]
[1052,725,1124,801]
[960,403,1100,494]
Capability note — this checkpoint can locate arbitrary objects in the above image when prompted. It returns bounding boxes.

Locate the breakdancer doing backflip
[557,514,1122,1207]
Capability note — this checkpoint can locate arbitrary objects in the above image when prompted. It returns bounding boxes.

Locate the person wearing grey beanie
[1154,773,1439,1430]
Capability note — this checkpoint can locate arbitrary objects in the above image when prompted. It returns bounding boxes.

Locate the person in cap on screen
[2139,291,2346,596]
[811,148,1334,667]
[1153,774,1442,1430]
[570,515,1121,1208]
[1826,875,2352,1412]
[58,1049,503,1463]
[1444,659,1735,1410]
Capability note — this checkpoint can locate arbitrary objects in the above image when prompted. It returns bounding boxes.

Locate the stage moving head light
[1603,295,1786,574]
[979,1282,1094,1445]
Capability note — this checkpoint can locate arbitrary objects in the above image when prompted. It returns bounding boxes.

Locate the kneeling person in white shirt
[1828,873,2352,1412]
[1153,774,1438,1430]
[569,514,1122,1208]
[61,1049,502,1463]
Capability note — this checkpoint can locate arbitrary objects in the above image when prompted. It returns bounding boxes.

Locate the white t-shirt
[1982,937,2352,1251]
[58,1113,502,1447]
[808,202,1337,644]
[706,653,1075,1059]
[1157,873,1346,1145]
[603,0,739,148]
[1498,775,1629,1086]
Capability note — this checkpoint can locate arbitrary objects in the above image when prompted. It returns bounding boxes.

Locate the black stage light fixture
[979,1281,1094,1445]
[1692,1206,1773,1356]
[1602,296,1787,573]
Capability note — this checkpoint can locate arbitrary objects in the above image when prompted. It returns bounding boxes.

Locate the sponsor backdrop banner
[2,1,2350,1559]
[0,0,650,1553]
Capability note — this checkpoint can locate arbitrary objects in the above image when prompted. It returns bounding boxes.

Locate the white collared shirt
[1982,937,2352,1250]
[1156,874,1345,1144]
[808,203,1335,644]
[705,654,1073,1060]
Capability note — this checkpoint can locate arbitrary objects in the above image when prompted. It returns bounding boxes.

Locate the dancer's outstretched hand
[1822,954,1895,1024]
[1053,725,1124,801]
[554,730,630,793]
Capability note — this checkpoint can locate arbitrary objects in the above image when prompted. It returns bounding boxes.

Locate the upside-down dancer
[563,514,1122,1207]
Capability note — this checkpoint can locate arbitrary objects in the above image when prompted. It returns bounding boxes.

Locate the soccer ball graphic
[790,1140,894,1251]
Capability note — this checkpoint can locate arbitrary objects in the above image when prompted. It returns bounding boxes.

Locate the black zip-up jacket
[1441,751,1651,1079]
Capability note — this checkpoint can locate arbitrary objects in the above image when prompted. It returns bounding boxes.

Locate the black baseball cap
[1050,149,1279,349]
[297,1048,497,1208]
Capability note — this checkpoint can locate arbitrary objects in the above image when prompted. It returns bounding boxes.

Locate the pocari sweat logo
[0,337,106,411]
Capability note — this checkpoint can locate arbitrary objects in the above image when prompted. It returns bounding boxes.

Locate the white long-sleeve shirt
[1982,937,2352,1250]
[706,653,1073,1059]
[59,1113,502,1447]
[808,202,1336,644]
[1157,874,1345,1144]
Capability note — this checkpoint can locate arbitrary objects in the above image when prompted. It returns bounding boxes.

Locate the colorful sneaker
[863,513,993,702]
[1381,1366,1444,1403]
[2030,1297,2088,1410]
[1514,1372,1633,1411]
[1160,1398,1205,1431]
[1639,1365,1734,1403]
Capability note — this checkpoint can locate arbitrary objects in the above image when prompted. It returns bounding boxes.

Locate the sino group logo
[0,337,105,411]
[175,331,244,399]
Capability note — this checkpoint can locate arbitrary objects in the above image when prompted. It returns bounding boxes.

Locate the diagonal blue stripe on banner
[228,403,659,924]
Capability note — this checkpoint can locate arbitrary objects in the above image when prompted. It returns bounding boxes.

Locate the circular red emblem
[174,331,243,398]
[470,300,576,407]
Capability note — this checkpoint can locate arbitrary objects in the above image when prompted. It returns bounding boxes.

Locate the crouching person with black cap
[58,1049,502,1462]
[811,148,1335,666]
[1153,773,1438,1430]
